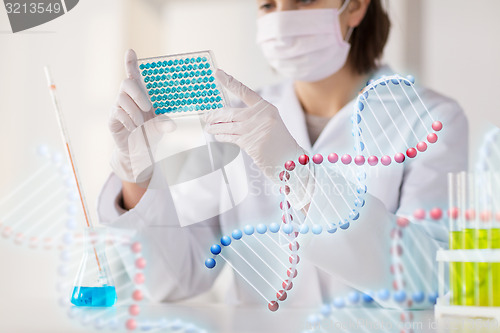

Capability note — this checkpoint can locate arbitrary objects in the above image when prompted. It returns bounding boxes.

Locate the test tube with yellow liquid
[473,172,492,307]
[492,227,500,306]
[437,171,500,322]
[448,173,463,305]
[461,173,477,306]
[450,172,500,307]
[491,172,500,307]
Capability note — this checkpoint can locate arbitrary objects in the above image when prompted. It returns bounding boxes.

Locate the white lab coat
[97,66,468,308]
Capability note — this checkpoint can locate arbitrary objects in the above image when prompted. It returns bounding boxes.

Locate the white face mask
[256,2,352,82]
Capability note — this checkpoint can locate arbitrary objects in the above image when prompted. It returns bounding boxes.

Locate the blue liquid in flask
[71,285,117,307]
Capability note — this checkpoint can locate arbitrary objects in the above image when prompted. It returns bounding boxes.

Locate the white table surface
[4,297,499,333]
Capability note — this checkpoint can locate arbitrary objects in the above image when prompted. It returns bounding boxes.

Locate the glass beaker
[70,231,117,307]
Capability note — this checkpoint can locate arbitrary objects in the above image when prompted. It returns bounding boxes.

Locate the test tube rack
[435,249,500,321]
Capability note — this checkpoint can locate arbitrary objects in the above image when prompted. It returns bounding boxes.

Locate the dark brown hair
[347,0,391,74]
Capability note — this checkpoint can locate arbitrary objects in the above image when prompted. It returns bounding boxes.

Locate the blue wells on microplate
[138,51,225,115]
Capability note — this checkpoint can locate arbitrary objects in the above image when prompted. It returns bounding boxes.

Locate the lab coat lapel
[276,81,312,151]
[273,65,392,154]
[276,80,355,154]
[313,100,355,152]
[312,65,394,152]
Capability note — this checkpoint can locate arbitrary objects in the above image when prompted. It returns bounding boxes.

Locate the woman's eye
[297,0,317,6]
[259,2,275,11]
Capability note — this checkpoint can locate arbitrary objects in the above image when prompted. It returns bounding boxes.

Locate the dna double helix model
[204,74,444,311]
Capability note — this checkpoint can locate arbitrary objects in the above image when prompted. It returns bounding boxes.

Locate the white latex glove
[205,70,312,207]
[109,49,173,184]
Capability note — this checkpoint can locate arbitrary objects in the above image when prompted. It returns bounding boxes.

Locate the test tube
[491,172,500,306]
[448,172,463,305]
[462,172,477,306]
[475,172,492,306]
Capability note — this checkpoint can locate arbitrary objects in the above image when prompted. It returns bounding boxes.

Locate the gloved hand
[205,70,311,206]
[109,49,174,184]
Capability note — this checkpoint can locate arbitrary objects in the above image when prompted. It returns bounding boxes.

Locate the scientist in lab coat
[99,0,468,308]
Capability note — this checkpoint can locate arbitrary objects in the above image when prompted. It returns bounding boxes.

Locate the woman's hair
[347,0,391,74]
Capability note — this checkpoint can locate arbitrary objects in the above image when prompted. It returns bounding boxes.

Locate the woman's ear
[345,0,371,28]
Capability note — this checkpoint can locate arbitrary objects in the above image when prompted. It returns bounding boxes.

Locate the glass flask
[71,231,117,307]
